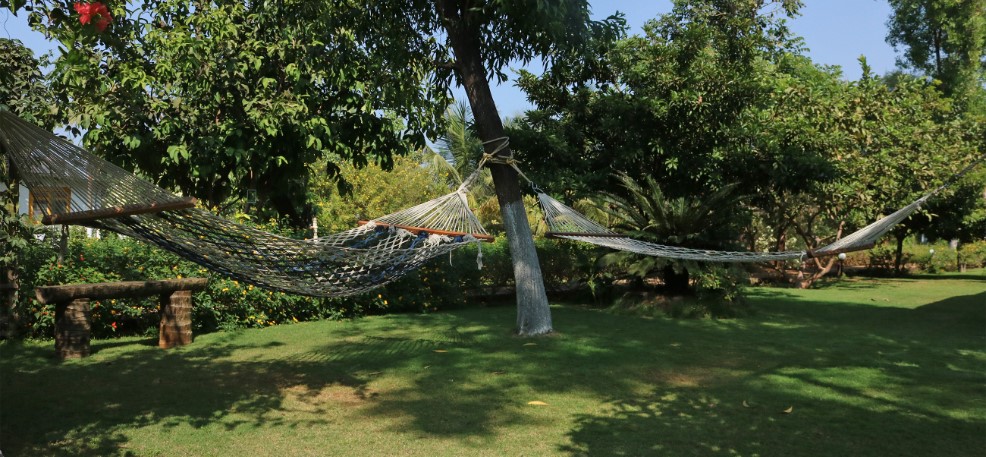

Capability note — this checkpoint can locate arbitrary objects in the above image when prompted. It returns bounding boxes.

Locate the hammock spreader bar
[43,196,198,225]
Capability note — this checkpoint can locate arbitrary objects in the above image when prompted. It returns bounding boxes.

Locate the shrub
[868,243,907,270]
[912,244,957,273]
[958,240,986,269]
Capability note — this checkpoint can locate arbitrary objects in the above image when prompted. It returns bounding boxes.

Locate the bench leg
[55,298,91,359]
[159,290,193,349]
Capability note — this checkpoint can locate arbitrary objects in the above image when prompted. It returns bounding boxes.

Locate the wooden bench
[35,278,209,359]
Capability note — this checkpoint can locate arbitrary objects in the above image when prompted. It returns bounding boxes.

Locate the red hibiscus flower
[74,2,112,33]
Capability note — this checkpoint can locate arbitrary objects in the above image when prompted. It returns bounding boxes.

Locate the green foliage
[907,240,986,273]
[13,228,383,338]
[513,0,804,198]
[514,1,982,289]
[958,240,986,268]
[0,38,53,125]
[0,183,35,277]
[593,172,748,296]
[598,173,747,249]
[886,0,986,107]
[310,153,447,233]
[861,237,986,274]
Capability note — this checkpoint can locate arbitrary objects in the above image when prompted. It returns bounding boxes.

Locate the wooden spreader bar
[545,232,628,239]
[358,220,495,242]
[42,197,198,225]
[35,278,208,358]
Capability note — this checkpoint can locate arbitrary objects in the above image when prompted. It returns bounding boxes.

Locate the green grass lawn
[2,271,984,456]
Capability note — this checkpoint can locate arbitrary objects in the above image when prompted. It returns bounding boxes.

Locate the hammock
[0,110,490,297]
[536,163,983,263]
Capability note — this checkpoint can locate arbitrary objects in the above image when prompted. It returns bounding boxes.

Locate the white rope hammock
[537,159,982,262]
[0,110,491,297]
[538,193,808,262]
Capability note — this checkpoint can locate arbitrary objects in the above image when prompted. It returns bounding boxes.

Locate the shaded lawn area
[1,271,984,456]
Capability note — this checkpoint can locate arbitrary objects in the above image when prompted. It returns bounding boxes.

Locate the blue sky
[1,0,898,118]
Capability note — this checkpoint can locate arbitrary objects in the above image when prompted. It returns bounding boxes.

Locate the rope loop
[482,136,510,156]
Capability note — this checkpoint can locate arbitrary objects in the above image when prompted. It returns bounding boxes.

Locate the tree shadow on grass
[1,334,383,456]
[1,289,984,456]
[559,291,986,456]
[561,382,986,457]
[1,312,560,456]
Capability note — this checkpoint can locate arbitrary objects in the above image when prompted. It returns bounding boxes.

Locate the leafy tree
[310,152,447,234]
[514,0,981,287]
[886,0,986,108]
[513,0,805,200]
[399,0,624,335]
[0,38,53,337]
[429,102,484,183]
[0,38,54,126]
[512,0,840,287]
[846,64,979,273]
[14,0,624,335]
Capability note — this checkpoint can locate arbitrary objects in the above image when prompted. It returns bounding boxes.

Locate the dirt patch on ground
[648,365,748,388]
[281,384,369,407]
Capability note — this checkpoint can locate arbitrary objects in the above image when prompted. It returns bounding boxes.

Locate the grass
[1,270,984,456]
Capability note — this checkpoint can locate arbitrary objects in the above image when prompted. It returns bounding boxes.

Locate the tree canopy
[886,0,986,106]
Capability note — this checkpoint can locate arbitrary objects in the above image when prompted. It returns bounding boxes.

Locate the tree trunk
[1,156,20,339]
[661,264,690,294]
[894,231,907,275]
[58,224,69,265]
[439,3,552,336]
[795,257,838,289]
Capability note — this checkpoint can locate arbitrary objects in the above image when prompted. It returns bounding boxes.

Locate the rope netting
[93,209,474,296]
[0,110,192,224]
[538,193,807,262]
[0,110,489,297]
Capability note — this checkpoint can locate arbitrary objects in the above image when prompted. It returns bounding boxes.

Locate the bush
[867,243,908,270]
[911,244,957,273]
[958,240,986,270]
